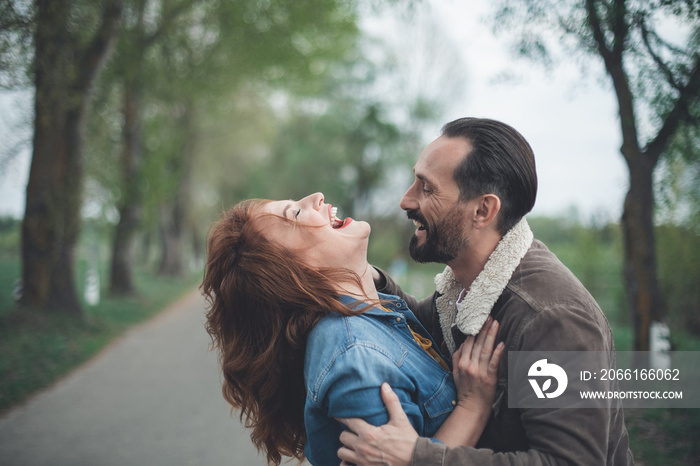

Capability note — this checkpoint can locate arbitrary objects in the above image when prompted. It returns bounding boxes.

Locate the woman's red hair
[201,199,367,465]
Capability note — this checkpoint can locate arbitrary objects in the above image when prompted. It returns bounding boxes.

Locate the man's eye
[295,209,301,219]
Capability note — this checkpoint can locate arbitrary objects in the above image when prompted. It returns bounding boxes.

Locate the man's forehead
[414,136,470,180]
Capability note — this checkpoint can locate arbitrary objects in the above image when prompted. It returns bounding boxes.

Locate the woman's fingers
[455,317,501,379]
[453,333,475,372]
[469,316,493,360]
[453,316,502,385]
[479,320,499,364]
[490,341,505,378]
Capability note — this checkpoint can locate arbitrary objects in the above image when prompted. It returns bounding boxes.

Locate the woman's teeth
[330,207,344,228]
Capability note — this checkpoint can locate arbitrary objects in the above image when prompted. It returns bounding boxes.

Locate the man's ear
[474,194,501,230]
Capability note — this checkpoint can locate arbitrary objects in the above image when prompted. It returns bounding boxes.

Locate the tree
[99,0,362,294]
[656,118,700,229]
[19,0,122,314]
[0,0,33,89]
[495,0,700,350]
[655,119,700,334]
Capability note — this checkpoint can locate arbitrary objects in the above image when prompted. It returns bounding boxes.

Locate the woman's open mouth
[329,205,352,229]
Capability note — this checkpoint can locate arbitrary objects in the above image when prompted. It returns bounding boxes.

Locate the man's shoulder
[513,239,593,298]
[498,239,613,351]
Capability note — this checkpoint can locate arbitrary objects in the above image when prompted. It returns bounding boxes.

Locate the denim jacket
[303,293,457,466]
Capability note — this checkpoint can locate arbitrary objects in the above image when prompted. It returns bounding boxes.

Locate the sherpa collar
[434,217,533,354]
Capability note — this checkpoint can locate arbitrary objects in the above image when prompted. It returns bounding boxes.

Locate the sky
[0,0,629,222]
[426,0,628,221]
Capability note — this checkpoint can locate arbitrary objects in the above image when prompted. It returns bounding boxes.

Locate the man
[337,118,634,465]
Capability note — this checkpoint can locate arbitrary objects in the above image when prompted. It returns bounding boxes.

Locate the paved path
[0,291,271,466]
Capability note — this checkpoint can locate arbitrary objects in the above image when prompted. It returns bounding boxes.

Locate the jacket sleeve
[305,336,430,466]
[413,438,562,466]
[314,342,425,429]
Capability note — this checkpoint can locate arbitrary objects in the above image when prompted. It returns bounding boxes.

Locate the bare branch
[586,0,614,63]
[143,0,199,49]
[645,57,700,162]
[76,0,123,93]
[639,17,683,91]
[611,0,628,59]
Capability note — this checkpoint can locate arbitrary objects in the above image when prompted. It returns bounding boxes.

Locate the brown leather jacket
[377,239,635,465]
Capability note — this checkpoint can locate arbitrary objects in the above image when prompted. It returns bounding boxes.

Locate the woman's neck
[337,262,379,302]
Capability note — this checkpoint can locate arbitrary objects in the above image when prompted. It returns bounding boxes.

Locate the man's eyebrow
[415,172,432,186]
[282,202,293,218]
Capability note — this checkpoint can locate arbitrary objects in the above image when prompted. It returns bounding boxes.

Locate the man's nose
[399,185,418,211]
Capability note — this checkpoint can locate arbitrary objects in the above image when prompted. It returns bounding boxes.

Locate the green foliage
[0,216,20,258]
[83,0,370,239]
[656,122,700,230]
[366,215,415,269]
[625,408,700,465]
[0,0,34,88]
[657,224,700,334]
[256,101,407,218]
[528,214,700,348]
[493,0,700,125]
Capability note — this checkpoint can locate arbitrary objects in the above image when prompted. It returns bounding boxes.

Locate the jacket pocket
[421,373,457,436]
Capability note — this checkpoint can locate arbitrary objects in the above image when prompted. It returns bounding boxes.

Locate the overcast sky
[428,0,628,221]
[0,0,630,222]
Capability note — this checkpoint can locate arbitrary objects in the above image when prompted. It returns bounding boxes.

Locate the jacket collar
[434,217,533,353]
[338,293,403,316]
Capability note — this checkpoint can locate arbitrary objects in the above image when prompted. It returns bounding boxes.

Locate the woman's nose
[301,192,324,210]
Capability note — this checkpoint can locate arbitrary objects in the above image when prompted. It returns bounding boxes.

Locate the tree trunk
[621,156,666,350]
[585,0,668,351]
[158,105,195,277]
[109,82,143,295]
[158,203,186,277]
[21,0,121,314]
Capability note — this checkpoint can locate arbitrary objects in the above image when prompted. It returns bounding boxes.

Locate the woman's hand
[433,316,503,447]
[452,316,504,414]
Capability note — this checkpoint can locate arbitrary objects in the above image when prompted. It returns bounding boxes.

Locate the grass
[625,408,700,465]
[0,256,200,415]
[620,325,700,465]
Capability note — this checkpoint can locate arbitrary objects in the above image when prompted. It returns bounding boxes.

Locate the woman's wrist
[433,399,492,447]
[455,398,491,425]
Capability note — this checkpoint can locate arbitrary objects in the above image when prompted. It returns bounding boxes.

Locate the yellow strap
[382,307,449,372]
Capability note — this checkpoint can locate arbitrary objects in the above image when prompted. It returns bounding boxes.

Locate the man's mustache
[406,209,429,233]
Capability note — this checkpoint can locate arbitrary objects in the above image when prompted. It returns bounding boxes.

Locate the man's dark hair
[441,117,538,235]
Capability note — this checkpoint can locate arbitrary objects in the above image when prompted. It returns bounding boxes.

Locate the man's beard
[407,205,468,264]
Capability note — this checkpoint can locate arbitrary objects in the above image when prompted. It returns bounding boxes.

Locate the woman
[201,193,503,466]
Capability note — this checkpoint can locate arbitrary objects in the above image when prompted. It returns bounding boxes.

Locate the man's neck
[448,231,502,292]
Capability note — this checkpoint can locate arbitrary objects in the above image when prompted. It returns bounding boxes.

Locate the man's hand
[337,383,418,466]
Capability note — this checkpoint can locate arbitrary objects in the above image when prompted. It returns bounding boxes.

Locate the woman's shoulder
[305,308,405,365]
[308,310,383,346]
[308,313,351,346]
[304,310,409,402]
